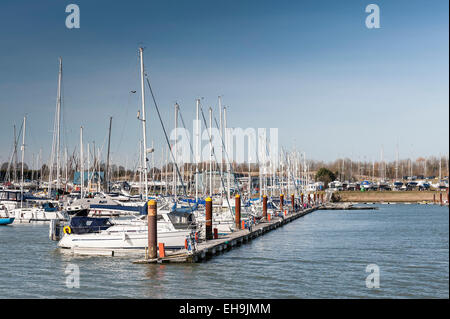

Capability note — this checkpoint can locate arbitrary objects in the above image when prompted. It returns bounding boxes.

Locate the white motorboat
[10,202,66,223]
[57,208,195,250]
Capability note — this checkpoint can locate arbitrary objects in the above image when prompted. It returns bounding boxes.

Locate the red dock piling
[263,195,268,220]
[205,197,213,240]
[213,228,218,239]
[280,194,284,212]
[235,194,241,230]
[291,193,295,212]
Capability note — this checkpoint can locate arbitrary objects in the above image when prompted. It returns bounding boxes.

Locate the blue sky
[0,0,448,168]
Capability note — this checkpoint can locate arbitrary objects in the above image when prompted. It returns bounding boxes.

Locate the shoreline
[334,190,449,204]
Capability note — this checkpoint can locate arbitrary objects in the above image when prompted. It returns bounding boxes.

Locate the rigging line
[144,75,193,212]
[8,121,24,174]
[198,104,234,218]
[177,104,195,160]
[5,133,19,181]
[176,104,196,196]
[262,135,281,194]
[211,113,252,215]
[209,109,255,213]
[5,123,20,177]
[281,147,302,197]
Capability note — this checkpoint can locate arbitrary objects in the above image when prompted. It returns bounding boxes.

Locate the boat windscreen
[69,217,111,234]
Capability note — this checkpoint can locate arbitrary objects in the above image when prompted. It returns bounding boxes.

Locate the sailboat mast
[218,96,223,196]
[224,107,230,200]
[209,107,213,195]
[248,157,251,197]
[173,103,179,200]
[88,143,92,194]
[20,116,26,207]
[139,140,143,198]
[139,47,149,201]
[39,148,42,186]
[80,126,84,198]
[195,99,200,201]
[151,140,154,195]
[56,57,62,191]
[105,116,112,193]
[439,155,442,182]
[395,144,399,181]
[13,125,18,183]
[64,147,68,192]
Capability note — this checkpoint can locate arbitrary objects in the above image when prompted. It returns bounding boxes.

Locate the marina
[133,205,318,264]
[0,0,448,302]
[0,42,448,297]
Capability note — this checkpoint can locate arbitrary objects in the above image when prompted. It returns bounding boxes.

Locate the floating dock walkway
[133,205,318,264]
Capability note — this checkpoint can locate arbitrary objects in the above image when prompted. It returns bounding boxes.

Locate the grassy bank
[336,191,448,203]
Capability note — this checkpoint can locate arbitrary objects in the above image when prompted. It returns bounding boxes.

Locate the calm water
[0,204,448,298]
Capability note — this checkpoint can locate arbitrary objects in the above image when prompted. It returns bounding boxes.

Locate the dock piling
[147,200,157,259]
[235,194,241,230]
[205,197,213,240]
[263,195,268,220]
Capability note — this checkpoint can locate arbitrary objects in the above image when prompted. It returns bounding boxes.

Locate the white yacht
[9,202,66,223]
[57,208,195,250]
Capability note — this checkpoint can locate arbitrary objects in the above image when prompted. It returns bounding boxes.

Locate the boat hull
[58,229,191,250]
[9,209,65,223]
[0,217,15,225]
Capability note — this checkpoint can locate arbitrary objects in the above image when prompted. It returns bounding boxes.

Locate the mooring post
[158,243,166,258]
[291,193,295,212]
[433,193,436,204]
[235,194,241,230]
[205,197,213,240]
[213,228,218,239]
[308,194,311,206]
[147,199,157,259]
[301,193,304,208]
[440,192,443,206]
[280,194,284,213]
[263,195,268,220]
